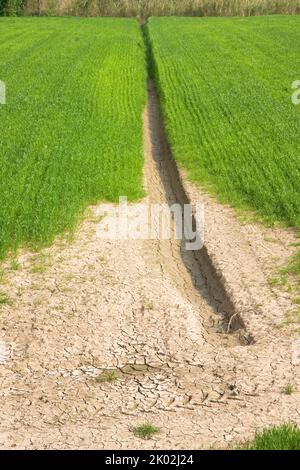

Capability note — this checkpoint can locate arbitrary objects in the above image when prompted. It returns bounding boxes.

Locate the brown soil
[0,81,299,450]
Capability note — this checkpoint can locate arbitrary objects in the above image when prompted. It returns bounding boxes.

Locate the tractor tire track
[144,79,245,345]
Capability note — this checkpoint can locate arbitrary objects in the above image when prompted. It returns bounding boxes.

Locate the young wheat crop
[0,17,146,258]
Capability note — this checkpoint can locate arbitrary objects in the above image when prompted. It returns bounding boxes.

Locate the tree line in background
[0,0,300,18]
[0,0,26,15]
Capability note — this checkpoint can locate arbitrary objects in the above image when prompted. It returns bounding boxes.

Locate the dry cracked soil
[0,81,299,449]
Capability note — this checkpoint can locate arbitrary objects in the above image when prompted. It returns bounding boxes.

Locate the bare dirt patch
[0,81,299,450]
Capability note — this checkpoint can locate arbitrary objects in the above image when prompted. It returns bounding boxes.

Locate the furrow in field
[144,79,247,342]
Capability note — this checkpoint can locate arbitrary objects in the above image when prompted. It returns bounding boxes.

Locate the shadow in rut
[146,80,247,336]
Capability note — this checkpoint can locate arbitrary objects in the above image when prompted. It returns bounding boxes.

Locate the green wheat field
[0,17,146,259]
[148,15,300,227]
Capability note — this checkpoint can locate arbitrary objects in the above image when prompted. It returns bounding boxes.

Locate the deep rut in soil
[143,79,246,346]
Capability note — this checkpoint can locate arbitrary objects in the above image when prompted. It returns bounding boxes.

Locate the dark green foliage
[0,0,26,16]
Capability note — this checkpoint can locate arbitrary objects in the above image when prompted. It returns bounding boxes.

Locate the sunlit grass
[0,17,146,260]
[132,423,160,440]
[239,424,300,450]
